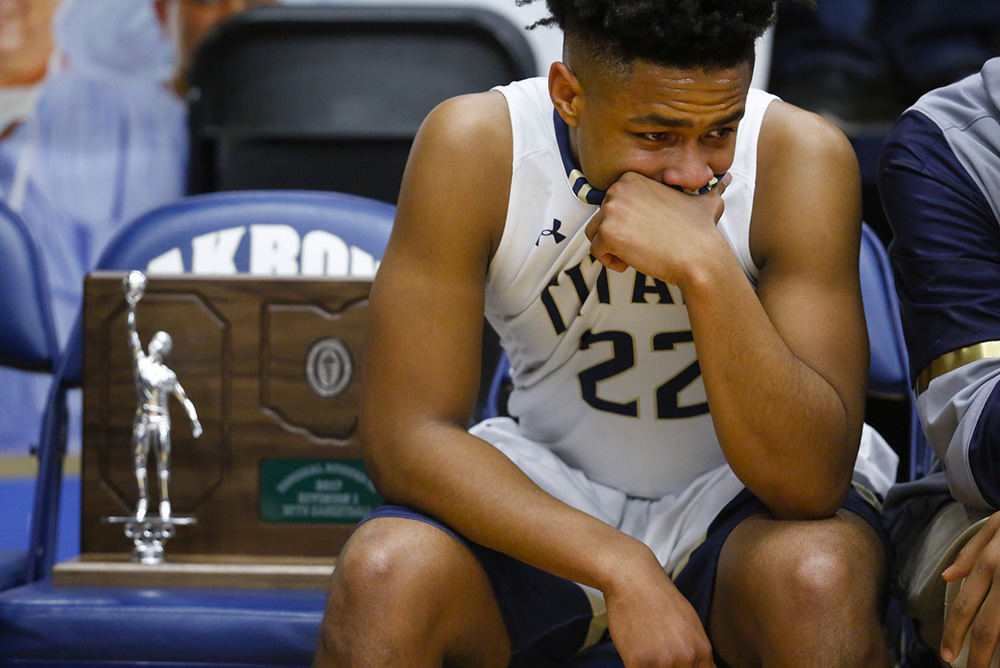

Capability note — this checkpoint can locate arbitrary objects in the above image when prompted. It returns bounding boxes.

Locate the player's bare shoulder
[427,91,511,148]
[757,99,859,185]
[751,99,862,265]
[397,90,513,259]
[409,90,513,188]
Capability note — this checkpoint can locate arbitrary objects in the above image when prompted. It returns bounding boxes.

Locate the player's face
[561,60,751,193]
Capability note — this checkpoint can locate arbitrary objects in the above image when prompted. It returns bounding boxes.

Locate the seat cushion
[0,550,27,591]
[0,579,326,664]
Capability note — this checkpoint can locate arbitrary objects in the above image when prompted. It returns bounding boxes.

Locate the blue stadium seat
[0,551,27,593]
[861,223,910,403]
[858,222,932,480]
[0,190,393,665]
[0,201,61,593]
[97,189,394,275]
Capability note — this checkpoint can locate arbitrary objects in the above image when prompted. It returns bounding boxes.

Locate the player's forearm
[680,257,857,518]
[362,417,652,594]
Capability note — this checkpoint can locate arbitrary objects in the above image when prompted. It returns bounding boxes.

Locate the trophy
[105,271,202,564]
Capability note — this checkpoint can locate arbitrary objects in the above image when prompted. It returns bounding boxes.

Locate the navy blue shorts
[359,486,889,666]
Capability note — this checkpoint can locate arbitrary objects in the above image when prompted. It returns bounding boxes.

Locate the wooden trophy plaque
[54,272,381,588]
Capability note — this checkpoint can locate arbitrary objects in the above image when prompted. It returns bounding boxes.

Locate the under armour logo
[536,219,567,246]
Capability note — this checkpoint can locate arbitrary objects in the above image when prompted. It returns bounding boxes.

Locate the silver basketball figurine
[108,271,200,564]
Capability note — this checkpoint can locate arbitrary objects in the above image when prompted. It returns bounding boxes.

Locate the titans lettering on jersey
[539,246,706,421]
[541,253,685,336]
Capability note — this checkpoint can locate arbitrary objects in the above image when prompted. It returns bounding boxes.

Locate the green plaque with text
[260,458,382,523]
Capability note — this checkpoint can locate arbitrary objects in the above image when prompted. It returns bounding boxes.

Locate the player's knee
[318,534,404,658]
[784,546,856,609]
[326,520,461,623]
[772,528,883,630]
[318,522,457,663]
[742,536,888,665]
[328,529,413,612]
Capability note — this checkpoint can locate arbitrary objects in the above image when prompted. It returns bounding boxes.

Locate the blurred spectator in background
[158,0,276,97]
[0,0,59,139]
[0,0,78,458]
[0,0,272,457]
[769,0,1000,133]
[0,0,176,343]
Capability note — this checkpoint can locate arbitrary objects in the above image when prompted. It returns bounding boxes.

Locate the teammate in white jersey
[315,1,894,666]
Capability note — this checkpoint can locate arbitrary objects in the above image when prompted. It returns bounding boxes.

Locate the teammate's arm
[361,91,714,666]
[880,108,1000,667]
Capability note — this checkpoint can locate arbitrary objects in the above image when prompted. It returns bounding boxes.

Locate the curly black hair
[520,0,777,70]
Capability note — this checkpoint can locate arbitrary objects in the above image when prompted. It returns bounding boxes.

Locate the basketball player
[315,1,898,665]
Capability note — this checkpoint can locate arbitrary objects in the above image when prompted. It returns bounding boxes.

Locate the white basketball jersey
[481,78,773,499]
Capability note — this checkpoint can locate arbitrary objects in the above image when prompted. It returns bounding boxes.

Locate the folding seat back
[186,4,538,204]
[0,201,61,592]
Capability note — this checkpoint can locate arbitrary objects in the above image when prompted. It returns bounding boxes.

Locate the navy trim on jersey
[553,110,606,206]
[879,110,1000,385]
